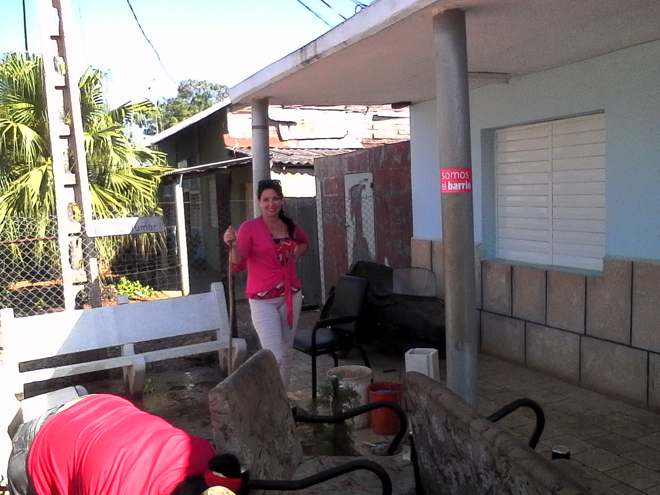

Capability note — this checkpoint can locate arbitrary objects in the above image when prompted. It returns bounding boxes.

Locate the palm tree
[0,52,170,259]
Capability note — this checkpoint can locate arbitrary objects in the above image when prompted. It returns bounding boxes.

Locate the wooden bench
[405,372,616,494]
[1,282,246,397]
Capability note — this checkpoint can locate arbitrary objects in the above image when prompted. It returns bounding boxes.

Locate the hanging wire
[348,0,368,13]
[318,0,347,21]
[22,0,29,52]
[293,0,333,27]
[124,0,176,84]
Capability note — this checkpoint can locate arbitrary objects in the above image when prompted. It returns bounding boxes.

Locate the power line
[318,0,347,21]
[348,0,368,12]
[294,0,333,27]
[22,0,28,52]
[124,0,176,84]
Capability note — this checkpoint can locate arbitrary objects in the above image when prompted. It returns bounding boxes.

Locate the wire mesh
[0,216,64,316]
[79,206,182,308]
[0,211,182,317]
[81,227,181,307]
[345,174,376,269]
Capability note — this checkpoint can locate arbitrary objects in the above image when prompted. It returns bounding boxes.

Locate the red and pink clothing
[28,394,215,495]
[232,216,308,386]
[232,216,309,298]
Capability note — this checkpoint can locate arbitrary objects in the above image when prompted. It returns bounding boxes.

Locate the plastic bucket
[404,348,440,380]
[326,365,373,428]
[368,382,404,435]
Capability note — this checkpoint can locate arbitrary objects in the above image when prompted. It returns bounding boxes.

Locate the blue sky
[0,0,372,106]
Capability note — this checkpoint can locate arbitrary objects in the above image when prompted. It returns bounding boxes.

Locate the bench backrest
[1,282,229,366]
[208,349,303,480]
[405,372,611,494]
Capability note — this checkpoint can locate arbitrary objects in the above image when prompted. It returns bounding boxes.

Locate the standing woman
[223,179,309,386]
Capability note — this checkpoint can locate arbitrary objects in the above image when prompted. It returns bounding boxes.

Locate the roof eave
[147,98,232,145]
[228,0,438,106]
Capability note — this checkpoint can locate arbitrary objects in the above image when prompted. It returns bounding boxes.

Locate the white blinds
[495,114,606,271]
[496,122,552,265]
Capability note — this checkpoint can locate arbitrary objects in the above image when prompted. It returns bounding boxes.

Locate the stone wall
[411,237,660,412]
[406,371,613,494]
[209,349,303,479]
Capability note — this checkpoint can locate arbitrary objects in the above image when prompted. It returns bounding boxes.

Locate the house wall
[409,41,660,411]
[157,112,229,279]
[410,101,442,240]
[317,141,412,292]
[196,114,229,273]
[197,113,227,164]
[157,132,193,166]
[229,166,252,226]
[411,40,660,260]
[199,175,220,273]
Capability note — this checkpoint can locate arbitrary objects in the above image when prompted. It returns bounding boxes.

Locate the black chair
[293,274,370,401]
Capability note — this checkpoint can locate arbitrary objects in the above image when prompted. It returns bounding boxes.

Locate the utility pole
[251,98,270,216]
[433,9,479,407]
[38,0,101,309]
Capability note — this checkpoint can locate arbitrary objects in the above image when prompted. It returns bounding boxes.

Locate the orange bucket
[367,382,404,435]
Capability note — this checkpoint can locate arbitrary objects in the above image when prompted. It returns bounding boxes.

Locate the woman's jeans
[249,290,303,387]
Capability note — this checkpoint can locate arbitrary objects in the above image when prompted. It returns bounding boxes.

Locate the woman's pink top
[232,217,309,299]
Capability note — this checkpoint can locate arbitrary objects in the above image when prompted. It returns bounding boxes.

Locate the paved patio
[287,308,660,494]
[3,303,660,493]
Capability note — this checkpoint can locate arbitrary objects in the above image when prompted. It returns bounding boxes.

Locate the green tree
[0,52,171,256]
[156,79,228,131]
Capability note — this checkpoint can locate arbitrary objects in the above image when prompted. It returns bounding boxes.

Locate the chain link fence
[0,214,182,317]
[345,174,376,269]
[0,216,64,316]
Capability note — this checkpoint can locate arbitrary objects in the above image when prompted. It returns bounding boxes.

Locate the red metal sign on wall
[441,168,472,194]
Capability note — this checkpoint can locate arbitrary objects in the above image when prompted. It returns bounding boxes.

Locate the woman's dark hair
[171,454,246,495]
[170,475,206,495]
[257,179,295,237]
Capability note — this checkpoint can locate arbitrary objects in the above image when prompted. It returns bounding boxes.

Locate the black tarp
[348,261,446,354]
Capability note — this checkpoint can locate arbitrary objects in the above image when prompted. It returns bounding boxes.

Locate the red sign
[441,168,472,194]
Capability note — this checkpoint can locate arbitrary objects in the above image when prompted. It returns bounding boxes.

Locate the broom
[226,236,237,375]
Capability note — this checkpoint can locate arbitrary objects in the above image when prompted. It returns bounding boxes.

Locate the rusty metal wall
[316,141,413,294]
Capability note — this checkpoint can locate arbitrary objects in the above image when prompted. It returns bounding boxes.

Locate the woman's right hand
[223,226,237,246]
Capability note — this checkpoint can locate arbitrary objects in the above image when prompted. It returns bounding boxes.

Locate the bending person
[223,179,309,386]
[7,393,243,495]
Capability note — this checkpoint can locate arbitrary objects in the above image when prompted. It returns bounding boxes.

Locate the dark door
[287,197,322,307]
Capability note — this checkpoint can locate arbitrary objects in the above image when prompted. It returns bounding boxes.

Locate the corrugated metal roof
[232,147,358,165]
[162,156,251,178]
[271,147,359,165]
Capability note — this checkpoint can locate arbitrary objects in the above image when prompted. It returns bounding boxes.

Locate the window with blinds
[495,114,606,271]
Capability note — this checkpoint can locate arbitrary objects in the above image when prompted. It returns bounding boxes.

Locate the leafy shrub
[116,277,156,299]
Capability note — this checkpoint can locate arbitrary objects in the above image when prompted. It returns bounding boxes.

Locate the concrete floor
[286,308,660,494]
[4,304,660,493]
[103,307,660,493]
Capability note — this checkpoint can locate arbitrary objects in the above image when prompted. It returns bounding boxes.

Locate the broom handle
[227,239,235,375]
